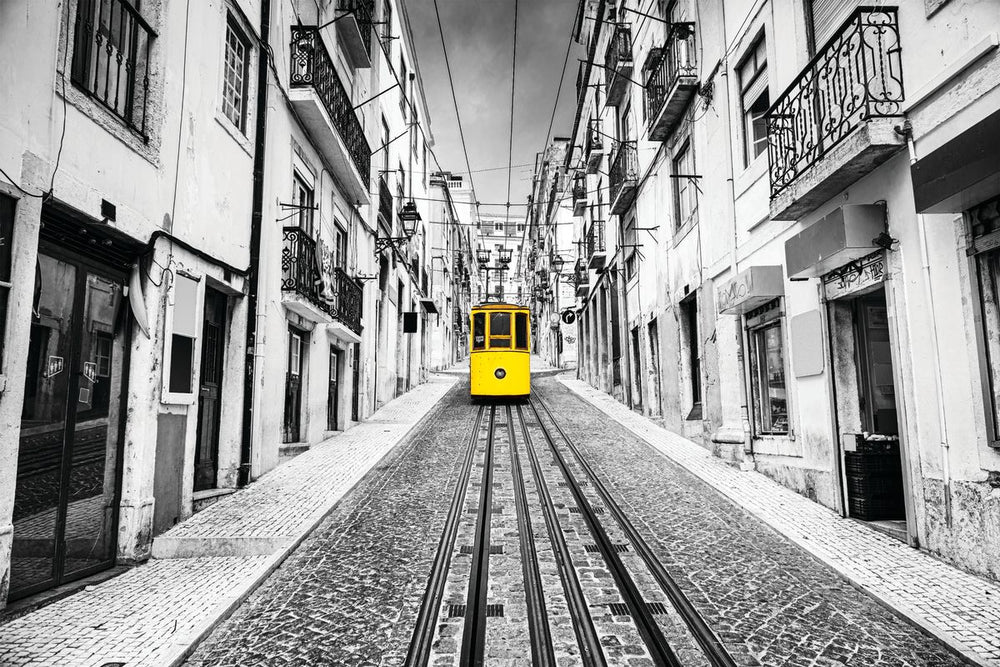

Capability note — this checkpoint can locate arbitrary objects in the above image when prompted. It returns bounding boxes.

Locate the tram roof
[471,302,528,311]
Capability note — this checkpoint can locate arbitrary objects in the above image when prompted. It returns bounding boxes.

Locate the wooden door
[194,289,227,491]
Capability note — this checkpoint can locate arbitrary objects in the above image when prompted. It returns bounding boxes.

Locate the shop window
[971,196,1000,447]
[166,274,200,398]
[737,36,769,165]
[0,194,14,368]
[746,300,789,435]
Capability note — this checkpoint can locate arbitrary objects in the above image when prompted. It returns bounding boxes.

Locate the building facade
[556,0,1000,581]
[0,0,471,608]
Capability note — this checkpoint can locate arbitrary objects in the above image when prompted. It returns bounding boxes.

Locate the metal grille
[608,602,630,616]
[448,604,466,618]
[486,604,505,618]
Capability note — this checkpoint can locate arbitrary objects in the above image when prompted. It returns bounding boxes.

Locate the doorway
[11,250,128,600]
[194,288,227,492]
[327,345,340,431]
[630,325,643,410]
[283,326,305,443]
[831,287,908,540]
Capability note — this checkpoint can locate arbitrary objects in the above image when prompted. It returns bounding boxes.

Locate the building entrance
[11,249,127,600]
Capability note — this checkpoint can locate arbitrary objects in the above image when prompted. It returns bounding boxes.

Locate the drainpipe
[902,124,952,526]
[239,0,271,487]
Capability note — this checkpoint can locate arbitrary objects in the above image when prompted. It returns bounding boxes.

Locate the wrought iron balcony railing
[584,118,604,174]
[604,23,634,107]
[609,142,639,214]
[586,219,606,256]
[290,26,372,180]
[643,23,698,141]
[378,176,393,226]
[338,0,375,54]
[765,7,904,198]
[572,174,587,216]
[71,0,155,141]
[282,227,363,333]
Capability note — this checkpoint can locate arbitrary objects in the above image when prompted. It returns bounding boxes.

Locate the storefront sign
[823,251,886,300]
[717,265,784,314]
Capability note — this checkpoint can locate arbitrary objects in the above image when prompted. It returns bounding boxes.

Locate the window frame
[221,14,252,133]
[672,140,698,231]
[292,171,315,238]
[737,35,769,166]
[746,301,790,437]
[161,272,204,405]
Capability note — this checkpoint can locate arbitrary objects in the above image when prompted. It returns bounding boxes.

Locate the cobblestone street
[182,375,992,666]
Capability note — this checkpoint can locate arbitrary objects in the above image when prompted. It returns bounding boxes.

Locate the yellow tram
[469,303,531,400]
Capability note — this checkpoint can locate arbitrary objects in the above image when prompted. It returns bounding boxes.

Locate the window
[672,141,698,230]
[95,334,113,377]
[332,223,347,269]
[515,312,529,350]
[400,59,408,118]
[495,222,504,232]
[292,172,314,237]
[222,16,251,132]
[381,116,390,174]
[747,302,788,435]
[971,196,1000,447]
[516,223,525,233]
[0,194,14,368]
[472,312,486,350]
[70,0,154,138]
[167,274,199,395]
[737,37,769,165]
[288,331,302,376]
[383,0,393,40]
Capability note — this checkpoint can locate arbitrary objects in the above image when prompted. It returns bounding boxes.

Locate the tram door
[11,251,126,599]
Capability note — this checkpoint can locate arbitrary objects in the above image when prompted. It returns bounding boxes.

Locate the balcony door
[283,327,306,443]
[11,249,128,600]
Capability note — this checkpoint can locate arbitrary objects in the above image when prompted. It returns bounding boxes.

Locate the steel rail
[505,404,557,667]
[527,399,680,667]
[532,394,738,667]
[405,404,486,666]
[516,404,606,667]
[460,406,498,665]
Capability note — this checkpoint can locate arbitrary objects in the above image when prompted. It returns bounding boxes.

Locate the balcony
[643,24,698,142]
[377,176,393,227]
[584,118,605,174]
[572,175,587,216]
[765,7,904,221]
[575,264,590,298]
[586,219,607,270]
[336,0,374,69]
[609,142,638,215]
[282,227,364,336]
[290,26,372,205]
[604,24,633,107]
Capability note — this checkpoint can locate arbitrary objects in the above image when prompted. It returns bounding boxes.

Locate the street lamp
[497,247,513,266]
[550,254,565,274]
[398,201,422,236]
[476,248,491,266]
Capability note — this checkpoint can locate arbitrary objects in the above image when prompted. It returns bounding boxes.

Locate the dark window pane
[169,335,194,393]
[515,312,528,349]
[490,312,510,336]
[472,312,485,350]
[490,337,510,349]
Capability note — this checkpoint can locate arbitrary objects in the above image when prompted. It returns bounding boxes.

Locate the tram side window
[490,312,511,348]
[515,312,528,350]
[473,312,486,350]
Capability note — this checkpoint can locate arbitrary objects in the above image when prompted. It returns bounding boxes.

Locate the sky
[406,0,585,217]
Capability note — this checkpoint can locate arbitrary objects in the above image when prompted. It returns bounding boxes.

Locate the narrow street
[184,376,968,666]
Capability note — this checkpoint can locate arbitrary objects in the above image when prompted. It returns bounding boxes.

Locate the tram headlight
[495,368,506,379]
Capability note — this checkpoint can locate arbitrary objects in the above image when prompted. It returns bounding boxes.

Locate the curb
[161,379,458,667]
[554,376,995,667]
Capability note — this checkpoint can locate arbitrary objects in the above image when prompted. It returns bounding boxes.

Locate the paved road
[187,378,968,666]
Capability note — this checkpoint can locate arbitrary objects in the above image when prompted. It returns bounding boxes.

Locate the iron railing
[585,118,603,157]
[71,0,155,141]
[765,7,903,198]
[587,219,606,256]
[572,174,587,202]
[605,23,633,75]
[378,176,393,226]
[282,227,363,333]
[338,0,375,54]
[643,24,697,126]
[609,142,638,206]
[290,26,371,180]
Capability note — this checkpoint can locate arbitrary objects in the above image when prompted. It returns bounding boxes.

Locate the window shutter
[809,0,861,51]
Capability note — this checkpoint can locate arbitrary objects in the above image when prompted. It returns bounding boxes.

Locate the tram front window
[490,312,511,348]
[472,313,486,350]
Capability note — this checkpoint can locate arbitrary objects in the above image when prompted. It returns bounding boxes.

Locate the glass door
[12,253,126,599]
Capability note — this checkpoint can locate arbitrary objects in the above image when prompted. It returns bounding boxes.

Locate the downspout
[239,0,271,487]
[903,123,952,526]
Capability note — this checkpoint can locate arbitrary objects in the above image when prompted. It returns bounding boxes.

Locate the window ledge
[214,112,254,158]
[58,82,160,168]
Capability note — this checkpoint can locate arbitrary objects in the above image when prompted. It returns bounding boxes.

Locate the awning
[784,204,884,280]
[419,298,439,314]
[911,107,1000,213]
[716,265,784,315]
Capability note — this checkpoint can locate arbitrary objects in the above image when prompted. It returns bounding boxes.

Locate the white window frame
[161,271,205,405]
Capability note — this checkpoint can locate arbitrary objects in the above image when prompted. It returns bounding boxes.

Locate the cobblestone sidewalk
[0,375,457,667]
[558,375,1000,667]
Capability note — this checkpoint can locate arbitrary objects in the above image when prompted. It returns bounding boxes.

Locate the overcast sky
[407,0,585,216]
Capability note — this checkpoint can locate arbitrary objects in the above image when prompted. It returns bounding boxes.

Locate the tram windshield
[490,312,511,348]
